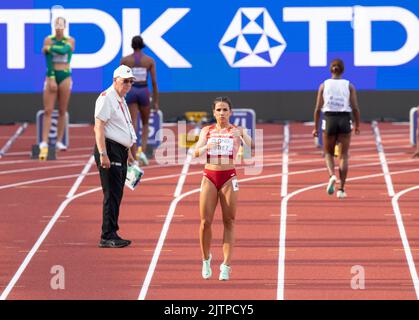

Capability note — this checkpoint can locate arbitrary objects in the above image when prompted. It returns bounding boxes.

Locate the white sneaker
[202,254,212,279]
[219,263,231,281]
[56,141,67,151]
[337,190,347,199]
[39,141,48,149]
[139,151,149,166]
[326,175,337,195]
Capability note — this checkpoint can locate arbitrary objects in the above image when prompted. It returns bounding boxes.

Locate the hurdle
[136,110,163,159]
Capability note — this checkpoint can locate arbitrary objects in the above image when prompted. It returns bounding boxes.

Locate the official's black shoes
[98,238,131,248]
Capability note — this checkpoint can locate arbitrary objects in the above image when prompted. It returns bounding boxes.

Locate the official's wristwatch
[99,150,107,157]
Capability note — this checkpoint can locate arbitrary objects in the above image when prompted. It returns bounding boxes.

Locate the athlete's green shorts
[53,69,71,85]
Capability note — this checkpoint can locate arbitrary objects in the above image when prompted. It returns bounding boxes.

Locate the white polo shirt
[94,85,137,148]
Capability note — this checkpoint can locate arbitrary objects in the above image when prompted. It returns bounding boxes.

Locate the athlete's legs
[128,103,139,157]
[139,106,151,153]
[323,133,338,177]
[56,77,72,143]
[42,78,58,144]
[199,177,218,260]
[337,133,351,190]
[219,177,238,266]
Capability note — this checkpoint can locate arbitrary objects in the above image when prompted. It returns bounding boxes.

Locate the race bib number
[232,178,239,191]
[207,137,233,156]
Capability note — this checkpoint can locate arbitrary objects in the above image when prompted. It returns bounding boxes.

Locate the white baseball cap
[113,65,136,80]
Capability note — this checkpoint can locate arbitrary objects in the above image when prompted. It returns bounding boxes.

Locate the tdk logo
[219,8,287,67]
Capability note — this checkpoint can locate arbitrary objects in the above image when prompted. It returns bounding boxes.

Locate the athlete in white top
[313,59,361,198]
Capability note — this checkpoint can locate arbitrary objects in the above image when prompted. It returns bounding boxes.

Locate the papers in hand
[125,163,144,190]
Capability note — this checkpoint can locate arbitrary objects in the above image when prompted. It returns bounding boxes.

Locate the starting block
[136,109,163,159]
[31,144,56,160]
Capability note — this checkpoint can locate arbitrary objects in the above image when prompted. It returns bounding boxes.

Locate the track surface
[0,122,418,300]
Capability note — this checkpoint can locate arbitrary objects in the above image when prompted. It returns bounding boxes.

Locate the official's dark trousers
[94,139,128,240]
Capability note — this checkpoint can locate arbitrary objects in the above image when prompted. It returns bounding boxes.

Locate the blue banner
[0,0,418,93]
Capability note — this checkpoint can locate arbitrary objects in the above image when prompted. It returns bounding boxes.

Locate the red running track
[0,122,418,300]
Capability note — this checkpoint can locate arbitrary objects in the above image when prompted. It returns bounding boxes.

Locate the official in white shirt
[94,65,137,248]
[312,58,361,199]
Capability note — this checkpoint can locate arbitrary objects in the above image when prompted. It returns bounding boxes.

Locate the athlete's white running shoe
[337,190,347,199]
[39,141,48,149]
[202,254,212,279]
[138,151,149,166]
[56,141,67,151]
[219,263,231,281]
[326,175,337,195]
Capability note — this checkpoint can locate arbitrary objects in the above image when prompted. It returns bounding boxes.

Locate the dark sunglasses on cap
[123,79,134,84]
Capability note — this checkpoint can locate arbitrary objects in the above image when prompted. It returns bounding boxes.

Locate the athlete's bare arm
[313,83,324,137]
[194,126,210,158]
[349,83,360,134]
[42,36,52,53]
[148,56,159,110]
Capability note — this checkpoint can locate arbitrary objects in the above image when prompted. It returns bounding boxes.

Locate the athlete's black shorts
[323,112,352,135]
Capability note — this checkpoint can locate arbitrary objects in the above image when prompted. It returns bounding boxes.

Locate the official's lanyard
[117,99,131,126]
[117,99,136,142]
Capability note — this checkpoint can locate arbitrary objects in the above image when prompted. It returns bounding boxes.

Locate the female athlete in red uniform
[193,97,252,281]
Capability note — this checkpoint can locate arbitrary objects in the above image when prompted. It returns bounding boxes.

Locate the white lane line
[281,124,290,197]
[0,173,86,191]
[174,127,201,198]
[0,156,415,193]
[0,123,28,159]
[138,188,197,300]
[372,121,395,197]
[276,167,419,300]
[0,163,85,175]
[138,165,419,300]
[138,171,287,300]
[1,148,416,299]
[174,148,194,198]
[0,155,95,300]
[0,154,92,165]
[0,166,214,300]
[1,146,94,158]
[371,123,418,295]
[66,156,95,198]
[392,186,419,299]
